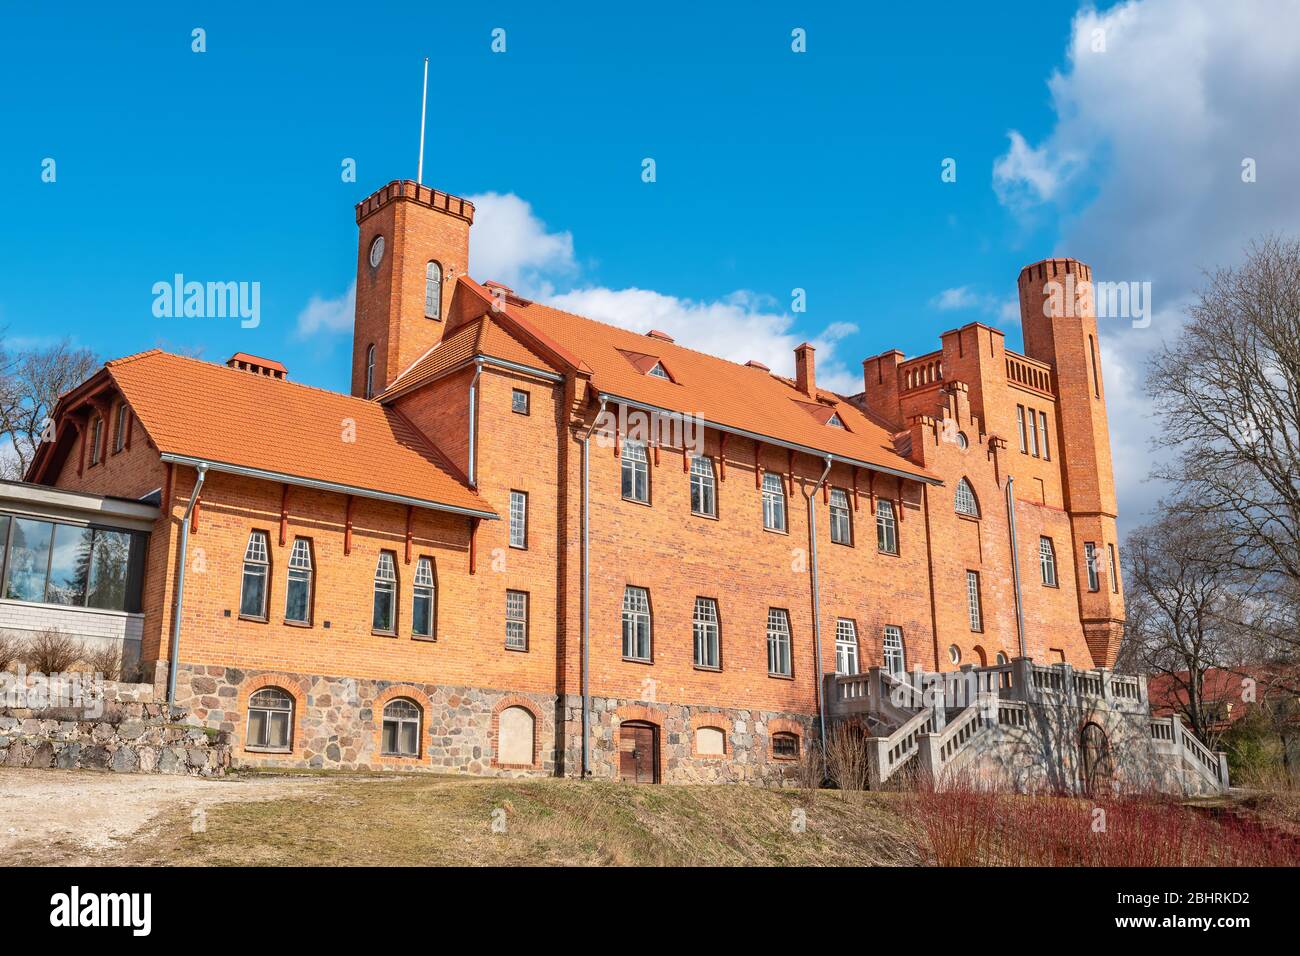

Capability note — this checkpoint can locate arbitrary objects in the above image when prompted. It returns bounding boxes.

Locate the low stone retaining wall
[0,679,231,777]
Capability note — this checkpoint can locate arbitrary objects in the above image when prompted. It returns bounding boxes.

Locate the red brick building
[25,179,1126,783]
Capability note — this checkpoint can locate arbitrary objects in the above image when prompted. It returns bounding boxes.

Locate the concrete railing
[1149,713,1230,792]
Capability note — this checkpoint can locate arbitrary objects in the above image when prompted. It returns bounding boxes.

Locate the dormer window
[647,361,671,381]
[826,413,845,428]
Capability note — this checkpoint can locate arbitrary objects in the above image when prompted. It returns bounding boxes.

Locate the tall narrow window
[835,618,859,675]
[955,479,979,517]
[693,597,720,669]
[505,589,528,650]
[239,531,269,619]
[413,557,436,638]
[509,490,527,548]
[1039,411,1051,460]
[373,551,397,633]
[1028,407,1040,457]
[883,626,906,676]
[89,417,103,465]
[767,608,792,677]
[382,699,421,757]
[246,688,293,752]
[284,537,313,624]
[424,261,442,319]
[1016,405,1028,454]
[690,456,716,517]
[876,498,898,554]
[966,571,983,632]
[829,488,853,545]
[1089,335,1100,398]
[1039,536,1057,587]
[621,440,649,503]
[622,586,652,661]
[365,344,376,399]
[1085,542,1100,592]
[1108,544,1119,593]
[112,405,128,453]
[762,472,787,532]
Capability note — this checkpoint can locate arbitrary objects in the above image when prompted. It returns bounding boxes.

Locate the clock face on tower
[368,235,385,268]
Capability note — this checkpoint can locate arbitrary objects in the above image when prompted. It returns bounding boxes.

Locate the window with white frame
[511,389,529,415]
[834,618,859,675]
[883,625,906,676]
[966,570,983,632]
[1039,536,1057,587]
[113,405,128,453]
[949,644,962,665]
[284,537,313,624]
[690,456,716,517]
[505,589,528,650]
[1028,406,1040,457]
[509,490,527,548]
[955,478,979,517]
[693,597,720,669]
[1108,544,1119,593]
[246,687,293,752]
[424,261,442,319]
[239,531,269,619]
[829,488,852,545]
[767,608,792,677]
[1016,405,1028,454]
[622,586,652,661]
[621,440,649,503]
[1039,411,1051,460]
[373,551,397,633]
[876,498,898,554]
[1085,542,1100,591]
[413,557,436,638]
[762,472,787,532]
[382,698,421,757]
[647,361,671,380]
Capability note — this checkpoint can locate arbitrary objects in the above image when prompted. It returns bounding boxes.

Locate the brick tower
[1018,257,1125,667]
[350,180,475,398]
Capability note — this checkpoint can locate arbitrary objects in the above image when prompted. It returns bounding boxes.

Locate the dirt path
[0,768,330,863]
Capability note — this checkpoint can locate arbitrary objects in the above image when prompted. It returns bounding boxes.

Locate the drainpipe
[467,359,484,487]
[166,462,209,713]
[1006,476,1028,658]
[579,396,609,777]
[805,454,833,744]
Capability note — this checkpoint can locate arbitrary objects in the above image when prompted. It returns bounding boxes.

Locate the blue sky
[4,1,1297,531]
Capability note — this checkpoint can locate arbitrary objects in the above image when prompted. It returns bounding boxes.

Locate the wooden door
[618,722,658,783]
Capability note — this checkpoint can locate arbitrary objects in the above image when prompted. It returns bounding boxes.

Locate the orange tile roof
[106,350,493,517]
[500,296,937,481]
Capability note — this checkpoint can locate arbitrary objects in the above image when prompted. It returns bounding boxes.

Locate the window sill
[690,510,719,521]
[956,513,981,523]
[831,539,854,548]
[622,656,654,666]
[283,620,312,629]
[621,496,652,507]
[244,746,292,755]
[693,665,722,673]
[767,672,794,681]
[509,544,528,551]
[505,645,529,653]
[763,526,790,536]
[412,634,437,643]
[877,548,899,557]
[373,630,398,639]
[239,615,268,624]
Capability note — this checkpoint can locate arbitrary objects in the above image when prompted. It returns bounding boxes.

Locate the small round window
[948,644,962,665]
[956,431,969,450]
[368,235,385,268]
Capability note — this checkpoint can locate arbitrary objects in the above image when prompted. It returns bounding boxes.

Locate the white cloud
[933,287,981,310]
[547,287,863,395]
[931,287,1020,326]
[465,192,575,294]
[295,280,355,338]
[993,0,1300,532]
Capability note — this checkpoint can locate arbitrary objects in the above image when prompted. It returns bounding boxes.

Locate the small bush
[84,643,124,681]
[23,628,85,674]
[824,722,871,795]
[0,631,23,672]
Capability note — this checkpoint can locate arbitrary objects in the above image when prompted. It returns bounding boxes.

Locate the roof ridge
[105,348,163,367]
[125,349,385,408]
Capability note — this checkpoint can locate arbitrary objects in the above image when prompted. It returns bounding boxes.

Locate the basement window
[772,732,800,759]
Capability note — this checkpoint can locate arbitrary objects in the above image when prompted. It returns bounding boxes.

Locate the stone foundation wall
[0,680,230,776]
[173,662,561,776]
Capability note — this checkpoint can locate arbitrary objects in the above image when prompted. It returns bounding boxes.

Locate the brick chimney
[794,342,816,398]
[226,353,287,380]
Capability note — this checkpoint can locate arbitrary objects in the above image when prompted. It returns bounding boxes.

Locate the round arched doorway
[1080,721,1114,796]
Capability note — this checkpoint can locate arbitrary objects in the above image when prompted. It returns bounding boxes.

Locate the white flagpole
[416,57,429,184]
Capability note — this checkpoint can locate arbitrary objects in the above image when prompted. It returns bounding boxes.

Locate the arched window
[695,726,726,756]
[996,651,1009,666]
[621,440,649,503]
[247,687,293,752]
[762,472,787,532]
[239,530,269,619]
[365,344,376,399]
[424,261,442,319]
[412,556,436,638]
[876,498,898,554]
[285,537,313,624]
[373,550,397,634]
[689,456,716,517]
[771,732,800,759]
[834,618,859,675]
[382,698,421,757]
[955,478,980,517]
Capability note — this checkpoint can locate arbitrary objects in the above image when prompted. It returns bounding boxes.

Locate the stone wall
[0,679,230,776]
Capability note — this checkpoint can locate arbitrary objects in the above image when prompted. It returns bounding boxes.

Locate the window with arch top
[247,687,293,752]
[424,261,443,319]
[365,344,376,399]
[955,478,980,517]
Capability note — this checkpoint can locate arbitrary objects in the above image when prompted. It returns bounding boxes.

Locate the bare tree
[1146,235,1300,691]
[0,338,98,480]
